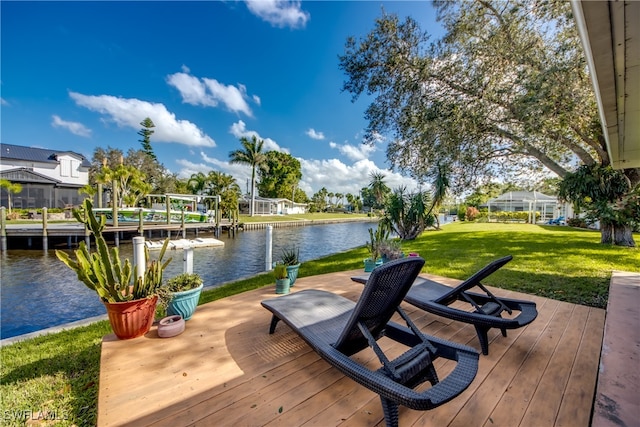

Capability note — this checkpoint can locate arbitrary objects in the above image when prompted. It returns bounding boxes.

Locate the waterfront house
[238,195,308,215]
[484,191,570,223]
[0,143,90,209]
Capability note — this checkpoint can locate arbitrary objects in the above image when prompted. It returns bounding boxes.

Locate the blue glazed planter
[275,278,291,294]
[286,263,301,286]
[167,284,204,321]
[363,258,383,272]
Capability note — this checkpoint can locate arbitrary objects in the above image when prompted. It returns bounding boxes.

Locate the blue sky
[2,1,445,197]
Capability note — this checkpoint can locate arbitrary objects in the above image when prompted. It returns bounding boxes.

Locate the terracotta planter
[104,296,158,340]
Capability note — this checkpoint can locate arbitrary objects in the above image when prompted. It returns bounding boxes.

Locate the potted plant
[280,245,301,286]
[379,239,404,263]
[274,263,290,294]
[55,199,171,340]
[364,226,388,272]
[158,273,204,320]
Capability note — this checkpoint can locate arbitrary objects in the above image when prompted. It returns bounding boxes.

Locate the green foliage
[94,163,152,207]
[368,172,391,209]
[366,225,389,260]
[338,1,611,192]
[138,117,157,161]
[485,211,539,223]
[280,246,300,266]
[380,187,433,240]
[559,164,638,246]
[457,205,467,221]
[229,136,267,216]
[163,273,203,292]
[89,146,173,196]
[378,238,403,261]
[257,151,302,200]
[205,170,242,217]
[0,178,22,214]
[273,263,288,280]
[55,199,171,303]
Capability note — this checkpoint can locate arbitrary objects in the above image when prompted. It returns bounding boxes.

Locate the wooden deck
[98,270,605,426]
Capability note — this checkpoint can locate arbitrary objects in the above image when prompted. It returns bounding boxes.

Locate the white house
[238,195,307,215]
[484,191,572,223]
[0,143,91,209]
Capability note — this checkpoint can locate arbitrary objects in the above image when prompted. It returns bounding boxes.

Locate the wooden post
[98,183,103,208]
[42,207,48,250]
[138,208,144,235]
[0,206,6,251]
[166,195,171,225]
[181,209,186,239]
[112,179,119,228]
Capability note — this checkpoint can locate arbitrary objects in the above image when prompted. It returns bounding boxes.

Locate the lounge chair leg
[380,397,399,427]
[269,315,281,334]
[501,328,507,337]
[474,325,490,355]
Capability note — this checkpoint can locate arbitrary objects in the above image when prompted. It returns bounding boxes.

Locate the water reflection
[1,221,376,339]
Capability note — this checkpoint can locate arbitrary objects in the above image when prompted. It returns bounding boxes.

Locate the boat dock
[0,220,236,251]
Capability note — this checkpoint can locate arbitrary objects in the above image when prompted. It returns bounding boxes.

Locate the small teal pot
[363,258,383,272]
[286,263,301,286]
[167,284,204,321]
[275,278,291,294]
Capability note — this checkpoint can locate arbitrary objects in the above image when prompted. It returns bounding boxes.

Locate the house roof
[487,191,557,204]
[572,1,640,169]
[0,167,62,184]
[0,143,91,168]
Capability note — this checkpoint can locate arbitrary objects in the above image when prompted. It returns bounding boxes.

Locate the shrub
[466,206,480,221]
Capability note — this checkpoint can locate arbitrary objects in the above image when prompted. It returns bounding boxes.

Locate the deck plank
[98,270,605,427]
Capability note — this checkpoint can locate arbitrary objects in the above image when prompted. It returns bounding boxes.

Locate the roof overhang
[571,0,640,169]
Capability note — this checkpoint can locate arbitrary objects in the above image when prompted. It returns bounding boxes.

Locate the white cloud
[174,153,254,193]
[166,70,254,117]
[229,120,288,153]
[51,115,92,137]
[1,98,9,106]
[244,0,309,29]
[69,91,215,147]
[329,141,376,161]
[298,158,418,196]
[306,128,325,140]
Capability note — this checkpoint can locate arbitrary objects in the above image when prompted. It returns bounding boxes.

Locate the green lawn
[1,222,637,426]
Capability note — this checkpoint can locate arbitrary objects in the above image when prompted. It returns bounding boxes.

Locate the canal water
[0,221,379,339]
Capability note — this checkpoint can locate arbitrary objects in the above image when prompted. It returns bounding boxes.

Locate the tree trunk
[613,224,636,247]
[600,224,613,245]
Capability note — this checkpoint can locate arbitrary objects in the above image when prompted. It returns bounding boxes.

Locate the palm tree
[0,179,22,214]
[369,171,389,211]
[187,172,208,195]
[429,163,450,229]
[205,170,241,217]
[229,136,267,216]
[346,193,354,211]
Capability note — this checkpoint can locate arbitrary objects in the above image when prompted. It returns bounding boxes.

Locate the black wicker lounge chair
[261,257,479,427]
[352,255,538,355]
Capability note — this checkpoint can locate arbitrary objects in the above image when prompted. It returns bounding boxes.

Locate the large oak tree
[339,0,638,246]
